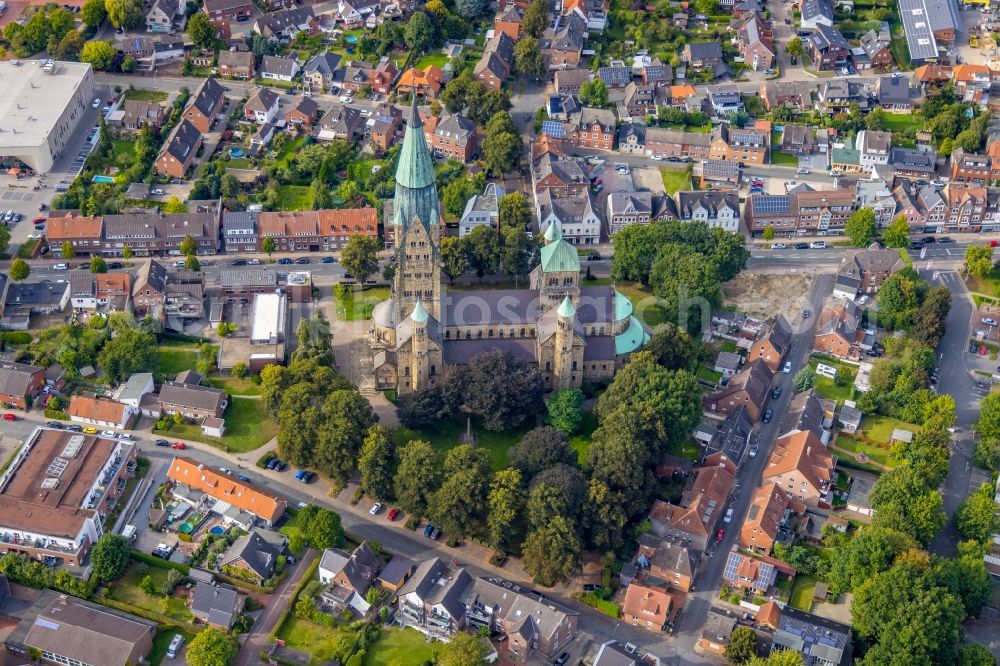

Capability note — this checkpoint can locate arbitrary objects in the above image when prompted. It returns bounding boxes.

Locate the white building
[537,188,602,245]
[0,60,95,173]
[459,183,503,238]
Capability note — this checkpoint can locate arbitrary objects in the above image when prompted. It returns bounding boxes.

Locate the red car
[387,508,400,521]
[1,413,16,422]
[33,216,46,224]
[171,441,186,449]
[716,528,725,543]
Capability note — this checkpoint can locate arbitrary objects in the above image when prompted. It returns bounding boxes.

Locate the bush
[257,451,276,468]
[0,332,32,344]
[44,409,70,421]
[178,532,192,542]
[231,361,248,378]
[155,418,169,431]
[350,488,364,506]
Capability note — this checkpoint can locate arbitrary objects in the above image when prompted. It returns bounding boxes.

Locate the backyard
[277,617,351,665]
[770,151,799,166]
[881,112,924,133]
[789,575,817,612]
[363,628,439,666]
[335,286,390,321]
[124,88,169,103]
[413,52,449,70]
[276,184,313,211]
[660,166,692,195]
[393,420,533,472]
[857,414,920,444]
[808,358,857,404]
[154,339,200,379]
[831,434,899,469]
[111,562,194,624]
[154,397,278,453]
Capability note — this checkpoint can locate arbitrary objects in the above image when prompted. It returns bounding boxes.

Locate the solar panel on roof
[541,121,566,138]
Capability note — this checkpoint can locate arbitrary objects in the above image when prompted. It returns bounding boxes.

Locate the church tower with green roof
[392,98,442,323]
[531,221,581,307]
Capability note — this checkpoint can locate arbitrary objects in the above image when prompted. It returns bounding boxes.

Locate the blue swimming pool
[92,175,114,183]
[345,34,358,43]
[229,148,245,158]
[209,526,225,535]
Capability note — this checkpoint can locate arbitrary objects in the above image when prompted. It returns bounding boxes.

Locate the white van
[816,363,838,379]
[166,634,184,659]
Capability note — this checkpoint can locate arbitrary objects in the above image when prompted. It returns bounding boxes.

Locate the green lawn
[617,281,667,327]
[697,366,723,384]
[770,151,799,166]
[277,617,351,665]
[149,629,196,666]
[154,397,278,453]
[15,239,39,259]
[274,135,307,168]
[858,415,919,444]
[124,88,168,103]
[789,575,817,612]
[393,420,533,472]
[275,184,313,211]
[364,628,439,666]
[413,52,449,70]
[833,435,899,468]
[112,563,194,624]
[226,157,251,170]
[882,112,924,133]
[809,359,857,404]
[335,286,390,320]
[966,265,1000,297]
[569,410,599,464]
[660,166,692,195]
[205,375,262,396]
[154,345,199,379]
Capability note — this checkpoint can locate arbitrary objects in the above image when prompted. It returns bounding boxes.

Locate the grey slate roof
[220,529,286,579]
[773,606,852,665]
[398,558,470,621]
[159,381,226,413]
[261,55,298,78]
[701,608,738,646]
[811,23,850,51]
[223,210,257,234]
[303,52,342,76]
[890,147,935,173]
[677,191,739,219]
[0,362,42,398]
[779,388,827,438]
[191,582,240,629]
[161,119,201,163]
[191,77,226,118]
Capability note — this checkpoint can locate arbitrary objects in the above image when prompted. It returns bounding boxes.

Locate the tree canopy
[186,628,237,666]
[89,534,130,581]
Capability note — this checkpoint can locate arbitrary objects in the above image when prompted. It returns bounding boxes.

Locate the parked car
[795,242,809,249]
[277,258,293,265]
[91,98,101,108]
[387,508,400,521]
[586,252,602,261]
[423,524,435,537]
[809,241,827,249]
[239,475,251,482]
[231,259,247,266]
[762,408,773,423]
[321,256,336,263]
[369,502,383,515]
[248,258,261,265]
[984,318,998,326]
[772,243,786,249]
[45,421,63,429]
[938,236,954,243]
[1,413,16,422]
[108,262,122,270]
[65,424,83,432]
[553,653,570,666]
[922,236,937,244]
[53,263,68,270]
[83,426,97,434]
[748,443,758,458]
[100,429,116,438]
[802,309,809,319]
[782,361,792,373]
[154,439,170,447]
[723,508,735,523]
[716,528,725,542]
[771,386,782,399]
[429,527,441,540]
[796,167,810,174]
[171,441,186,449]
[295,257,310,264]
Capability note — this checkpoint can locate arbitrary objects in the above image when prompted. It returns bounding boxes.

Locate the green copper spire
[395,97,436,190]
[543,221,561,243]
[411,299,428,323]
[557,295,575,318]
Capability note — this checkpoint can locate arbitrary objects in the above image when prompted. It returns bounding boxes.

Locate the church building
[369,100,649,394]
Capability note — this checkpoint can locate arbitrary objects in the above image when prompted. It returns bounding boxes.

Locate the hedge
[0,332,31,344]
[268,556,320,644]
[44,409,70,421]
[130,550,192,575]
[97,596,200,634]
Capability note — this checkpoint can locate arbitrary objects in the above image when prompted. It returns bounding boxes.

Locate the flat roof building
[250,292,286,345]
[0,427,136,566]
[0,60,95,173]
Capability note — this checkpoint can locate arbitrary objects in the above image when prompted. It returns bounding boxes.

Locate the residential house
[219,529,288,584]
[643,127,713,160]
[285,96,318,128]
[794,187,856,234]
[532,154,588,196]
[747,315,792,373]
[714,351,742,379]
[951,148,992,183]
[69,272,132,311]
[593,641,645,666]
[856,28,893,70]
[0,362,45,410]
[709,124,768,165]
[318,542,381,615]
[569,107,616,150]
[760,81,810,113]
[211,18,232,45]
[762,430,836,508]
[856,130,892,171]
[813,295,862,359]
[701,159,741,189]
[771,605,852,666]
[722,551,779,592]
[953,64,993,103]
[494,4,523,39]
[191,582,243,631]
[168,456,287,525]
[253,7,314,41]
[151,40,184,66]
[563,0,608,31]
[117,100,166,133]
[260,55,300,82]
[946,185,987,231]
[396,66,444,99]
[875,75,913,111]
[808,24,851,71]
[116,373,155,413]
[218,50,255,79]
[640,58,672,86]
[318,104,365,141]
[918,185,948,229]
[846,468,876,515]
[302,52,343,91]
[799,0,833,30]
[781,125,816,155]
[890,147,936,179]
[838,248,904,295]
[703,359,773,421]
[183,77,226,133]
[647,452,737,549]
[537,189,602,245]
[158,380,227,419]
[676,190,740,232]
[68,394,135,429]
[377,555,415,592]
[621,583,674,632]
[743,193,798,236]
[154,119,202,179]
[459,183,502,237]
[396,558,471,638]
[779,388,833,439]
[707,86,743,117]
[698,609,738,656]
[635,535,696,591]
[203,0,253,21]
[736,14,775,71]
[683,42,728,79]
[146,0,181,33]
[426,113,477,162]
[336,0,378,25]
[132,259,206,321]
[554,68,591,95]
[370,103,403,153]
[741,482,795,554]
[816,79,871,113]
[244,87,280,124]
[622,82,657,119]
[462,577,579,661]
[474,32,515,91]
[597,65,632,89]
[542,14,587,68]
[839,402,863,434]
[606,191,652,235]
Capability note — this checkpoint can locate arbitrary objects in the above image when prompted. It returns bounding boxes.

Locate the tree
[499,192,532,230]
[645,322,696,371]
[464,225,500,277]
[481,111,521,176]
[508,426,576,479]
[61,242,76,260]
[870,465,946,546]
[358,425,395,501]
[90,255,108,273]
[186,628,237,666]
[882,215,911,249]
[793,366,816,392]
[104,0,142,29]
[464,350,543,430]
[440,236,467,282]
[313,390,376,483]
[694,0,717,13]
[522,0,547,37]
[436,631,487,666]
[394,440,438,517]
[845,208,877,247]
[911,285,950,349]
[90,534,130,581]
[500,226,534,283]
[876,271,920,330]
[955,483,1000,544]
[649,244,722,330]
[178,233,197,256]
[404,11,435,52]
[187,11,218,50]
[441,172,484,220]
[455,0,486,19]
[97,327,157,382]
[140,574,157,595]
[0,226,9,257]
[261,236,276,260]
[785,37,804,58]
[10,258,30,283]
[341,235,380,285]
[725,626,759,665]
[80,40,116,70]
[303,506,345,550]
[965,244,994,278]
[762,225,775,241]
[165,196,188,215]
[522,516,581,586]
[82,0,108,29]
[486,468,524,552]
[52,29,85,60]
[293,312,333,365]
[122,245,133,263]
[579,79,608,107]
[546,388,584,434]
[513,37,545,77]
[827,526,913,594]
[430,445,491,538]
[957,643,997,666]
